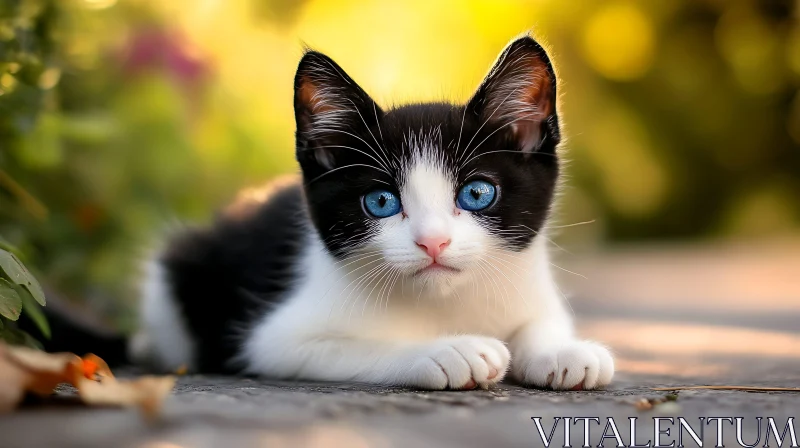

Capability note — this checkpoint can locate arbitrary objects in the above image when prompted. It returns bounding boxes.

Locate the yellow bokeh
[3,0,799,319]
[582,101,668,218]
[581,2,656,81]
[135,0,546,182]
[715,3,785,95]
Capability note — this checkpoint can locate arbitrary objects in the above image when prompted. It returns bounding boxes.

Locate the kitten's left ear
[467,35,560,154]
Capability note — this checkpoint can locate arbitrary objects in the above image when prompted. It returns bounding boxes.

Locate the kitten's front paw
[405,336,511,390]
[513,340,614,390]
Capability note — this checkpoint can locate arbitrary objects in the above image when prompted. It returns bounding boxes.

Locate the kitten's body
[133,36,614,390]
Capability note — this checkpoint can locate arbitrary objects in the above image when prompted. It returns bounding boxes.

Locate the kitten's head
[294,35,560,290]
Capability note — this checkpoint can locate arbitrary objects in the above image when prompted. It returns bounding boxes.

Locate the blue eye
[363,190,402,218]
[457,180,496,211]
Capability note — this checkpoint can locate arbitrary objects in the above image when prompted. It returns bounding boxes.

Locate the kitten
[132,35,614,390]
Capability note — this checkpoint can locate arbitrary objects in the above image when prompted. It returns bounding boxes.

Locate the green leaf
[22,282,46,307]
[0,249,46,306]
[21,330,43,350]
[0,318,4,331]
[0,236,18,254]
[0,324,42,349]
[19,285,49,339]
[0,278,22,321]
[0,324,20,345]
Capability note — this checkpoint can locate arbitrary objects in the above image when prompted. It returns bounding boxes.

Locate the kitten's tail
[17,289,131,366]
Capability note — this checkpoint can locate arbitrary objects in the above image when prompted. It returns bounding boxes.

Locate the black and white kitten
[132,35,614,390]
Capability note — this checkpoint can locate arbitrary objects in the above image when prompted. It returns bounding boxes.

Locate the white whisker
[307,163,388,185]
[457,87,519,165]
[345,98,396,170]
[314,144,391,173]
[459,110,545,169]
[547,220,596,229]
[549,262,587,280]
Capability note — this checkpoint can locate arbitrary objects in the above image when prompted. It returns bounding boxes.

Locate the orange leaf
[2,343,81,397]
[82,359,98,380]
[0,342,174,417]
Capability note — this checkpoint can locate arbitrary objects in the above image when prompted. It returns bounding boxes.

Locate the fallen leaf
[82,358,100,380]
[632,393,680,412]
[2,342,82,397]
[82,353,113,378]
[634,398,653,411]
[76,375,176,419]
[0,345,30,412]
[0,342,174,417]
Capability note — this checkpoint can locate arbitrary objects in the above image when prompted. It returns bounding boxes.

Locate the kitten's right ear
[466,35,560,155]
[294,50,382,170]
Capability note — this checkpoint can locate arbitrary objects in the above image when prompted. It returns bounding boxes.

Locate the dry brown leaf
[0,342,174,417]
[0,343,81,411]
[0,344,31,412]
[76,375,176,419]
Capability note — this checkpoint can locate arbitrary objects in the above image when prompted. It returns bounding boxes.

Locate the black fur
[161,185,306,372]
[42,36,562,372]
[17,290,128,366]
[295,35,560,255]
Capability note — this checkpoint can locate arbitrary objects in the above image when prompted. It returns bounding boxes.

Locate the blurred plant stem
[0,170,48,221]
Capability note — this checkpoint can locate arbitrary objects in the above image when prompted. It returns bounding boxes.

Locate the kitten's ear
[467,35,560,154]
[294,50,382,170]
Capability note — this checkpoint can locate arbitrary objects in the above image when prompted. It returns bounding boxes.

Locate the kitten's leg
[508,309,614,390]
[243,328,510,390]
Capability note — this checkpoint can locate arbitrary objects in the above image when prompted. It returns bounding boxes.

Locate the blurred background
[1,0,798,375]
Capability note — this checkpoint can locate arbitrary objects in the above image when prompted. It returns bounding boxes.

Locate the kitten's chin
[413,262,461,276]
[411,263,469,294]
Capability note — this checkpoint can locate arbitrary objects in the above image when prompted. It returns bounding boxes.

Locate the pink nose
[416,237,451,259]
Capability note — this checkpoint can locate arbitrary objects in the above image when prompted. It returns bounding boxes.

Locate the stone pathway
[3,367,800,448]
[2,243,799,447]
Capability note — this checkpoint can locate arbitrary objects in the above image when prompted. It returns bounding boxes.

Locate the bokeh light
[581,2,656,81]
[1,0,797,324]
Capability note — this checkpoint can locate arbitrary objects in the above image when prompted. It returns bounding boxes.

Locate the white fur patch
[139,38,613,390]
[240,131,614,390]
[131,260,196,372]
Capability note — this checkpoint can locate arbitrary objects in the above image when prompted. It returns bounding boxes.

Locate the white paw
[403,336,511,390]
[513,340,614,390]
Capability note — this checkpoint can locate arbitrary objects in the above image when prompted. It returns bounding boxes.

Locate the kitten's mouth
[415,261,461,276]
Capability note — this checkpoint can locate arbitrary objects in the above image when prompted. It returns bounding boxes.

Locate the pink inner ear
[509,63,554,153]
[296,75,353,145]
[512,121,542,153]
[298,76,338,114]
[482,50,555,153]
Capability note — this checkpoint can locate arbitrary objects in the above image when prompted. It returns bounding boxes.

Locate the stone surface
[2,366,800,448]
[2,245,799,448]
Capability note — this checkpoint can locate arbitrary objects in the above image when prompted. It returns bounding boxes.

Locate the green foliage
[0,0,55,346]
[0,278,21,321]
[0,248,46,306]
[0,0,291,330]
[0,0,59,148]
[20,285,49,338]
[0,245,49,346]
[0,0,798,334]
